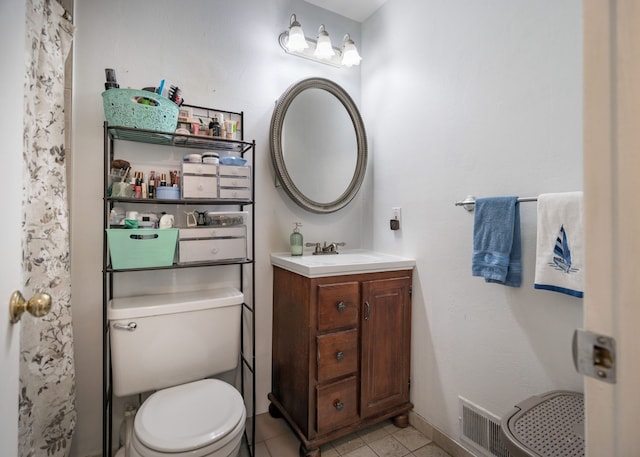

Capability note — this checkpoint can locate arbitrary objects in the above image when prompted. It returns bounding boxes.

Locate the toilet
[108,288,246,457]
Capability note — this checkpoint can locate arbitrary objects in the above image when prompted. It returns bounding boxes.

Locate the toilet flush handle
[113,322,137,331]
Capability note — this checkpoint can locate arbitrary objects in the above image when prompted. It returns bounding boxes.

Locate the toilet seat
[134,379,245,454]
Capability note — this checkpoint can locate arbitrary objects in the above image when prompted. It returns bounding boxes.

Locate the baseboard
[409,411,477,457]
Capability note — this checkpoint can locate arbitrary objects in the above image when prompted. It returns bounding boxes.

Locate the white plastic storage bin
[207,211,247,227]
[219,165,251,200]
[181,163,218,199]
[178,226,247,263]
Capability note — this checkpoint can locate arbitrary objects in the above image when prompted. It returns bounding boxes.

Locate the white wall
[70,1,364,455]
[362,0,583,446]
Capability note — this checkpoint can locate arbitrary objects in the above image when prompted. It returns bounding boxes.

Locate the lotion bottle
[290,222,303,256]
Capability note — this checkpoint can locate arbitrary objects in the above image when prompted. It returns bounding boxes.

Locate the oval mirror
[270,78,368,213]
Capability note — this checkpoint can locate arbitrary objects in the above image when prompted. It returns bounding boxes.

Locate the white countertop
[270,249,416,278]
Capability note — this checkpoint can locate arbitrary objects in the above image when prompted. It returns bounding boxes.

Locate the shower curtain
[19,1,76,456]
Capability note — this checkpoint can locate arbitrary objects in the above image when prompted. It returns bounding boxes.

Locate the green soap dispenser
[290,222,303,256]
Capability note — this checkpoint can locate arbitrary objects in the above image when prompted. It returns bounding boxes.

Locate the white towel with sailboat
[534,192,584,298]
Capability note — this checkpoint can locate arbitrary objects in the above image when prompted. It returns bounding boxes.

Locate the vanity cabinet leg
[392,414,409,428]
[268,402,283,419]
[300,444,320,457]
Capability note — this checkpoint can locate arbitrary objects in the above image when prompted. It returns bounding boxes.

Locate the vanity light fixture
[278,14,361,68]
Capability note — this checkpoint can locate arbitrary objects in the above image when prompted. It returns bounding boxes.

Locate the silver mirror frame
[270,77,368,214]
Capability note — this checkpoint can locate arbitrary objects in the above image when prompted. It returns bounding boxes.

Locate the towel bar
[455,195,538,211]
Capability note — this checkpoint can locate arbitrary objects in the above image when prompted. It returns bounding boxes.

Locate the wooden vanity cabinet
[269,266,413,457]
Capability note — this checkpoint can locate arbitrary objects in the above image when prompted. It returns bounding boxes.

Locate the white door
[0,0,26,455]
[583,1,640,455]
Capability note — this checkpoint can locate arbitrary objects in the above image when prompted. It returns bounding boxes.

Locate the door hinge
[572,329,616,384]
[409,286,412,297]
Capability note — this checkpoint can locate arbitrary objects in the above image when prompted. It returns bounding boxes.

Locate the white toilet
[108,288,247,457]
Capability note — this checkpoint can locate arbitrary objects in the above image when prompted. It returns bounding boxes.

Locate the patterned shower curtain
[19,1,76,456]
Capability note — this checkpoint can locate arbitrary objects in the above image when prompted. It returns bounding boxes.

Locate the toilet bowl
[119,379,246,457]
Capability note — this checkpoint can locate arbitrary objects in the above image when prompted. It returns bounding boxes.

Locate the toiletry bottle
[290,222,303,256]
[129,176,137,197]
[148,171,156,199]
[209,116,221,137]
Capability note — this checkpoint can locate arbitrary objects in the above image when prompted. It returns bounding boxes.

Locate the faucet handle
[305,242,321,254]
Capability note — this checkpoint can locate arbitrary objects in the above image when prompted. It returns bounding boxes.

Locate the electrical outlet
[390,207,401,230]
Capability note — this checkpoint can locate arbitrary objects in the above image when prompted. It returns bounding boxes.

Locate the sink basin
[270,250,415,278]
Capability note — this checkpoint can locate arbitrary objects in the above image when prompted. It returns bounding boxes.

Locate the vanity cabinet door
[360,276,412,419]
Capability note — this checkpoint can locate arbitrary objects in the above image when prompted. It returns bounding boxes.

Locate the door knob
[9,291,52,324]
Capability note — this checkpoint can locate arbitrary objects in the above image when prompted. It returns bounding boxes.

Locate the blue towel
[472,196,522,287]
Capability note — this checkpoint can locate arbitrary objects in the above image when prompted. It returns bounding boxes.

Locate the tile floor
[247,412,453,457]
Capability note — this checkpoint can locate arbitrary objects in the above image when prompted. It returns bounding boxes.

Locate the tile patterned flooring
[248,412,453,457]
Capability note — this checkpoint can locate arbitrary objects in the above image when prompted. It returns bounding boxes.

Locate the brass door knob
[9,291,52,324]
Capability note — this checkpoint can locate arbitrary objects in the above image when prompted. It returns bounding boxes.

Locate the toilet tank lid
[108,288,244,320]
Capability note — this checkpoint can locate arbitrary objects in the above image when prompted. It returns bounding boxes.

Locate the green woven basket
[102,89,179,132]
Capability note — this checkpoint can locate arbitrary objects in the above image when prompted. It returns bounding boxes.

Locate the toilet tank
[108,288,244,397]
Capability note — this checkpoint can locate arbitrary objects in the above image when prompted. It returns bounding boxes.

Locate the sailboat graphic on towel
[550,225,576,273]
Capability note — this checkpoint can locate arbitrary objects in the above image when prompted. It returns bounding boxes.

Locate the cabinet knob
[333,400,344,411]
[336,351,344,361]
[337,301,346,312]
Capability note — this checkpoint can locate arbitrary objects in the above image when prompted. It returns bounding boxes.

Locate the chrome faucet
[305,241,346,255]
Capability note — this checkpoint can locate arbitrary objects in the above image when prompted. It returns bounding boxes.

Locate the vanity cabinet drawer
[317,376,358,434]
[317,329,358,382]
[317,282,359,332]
